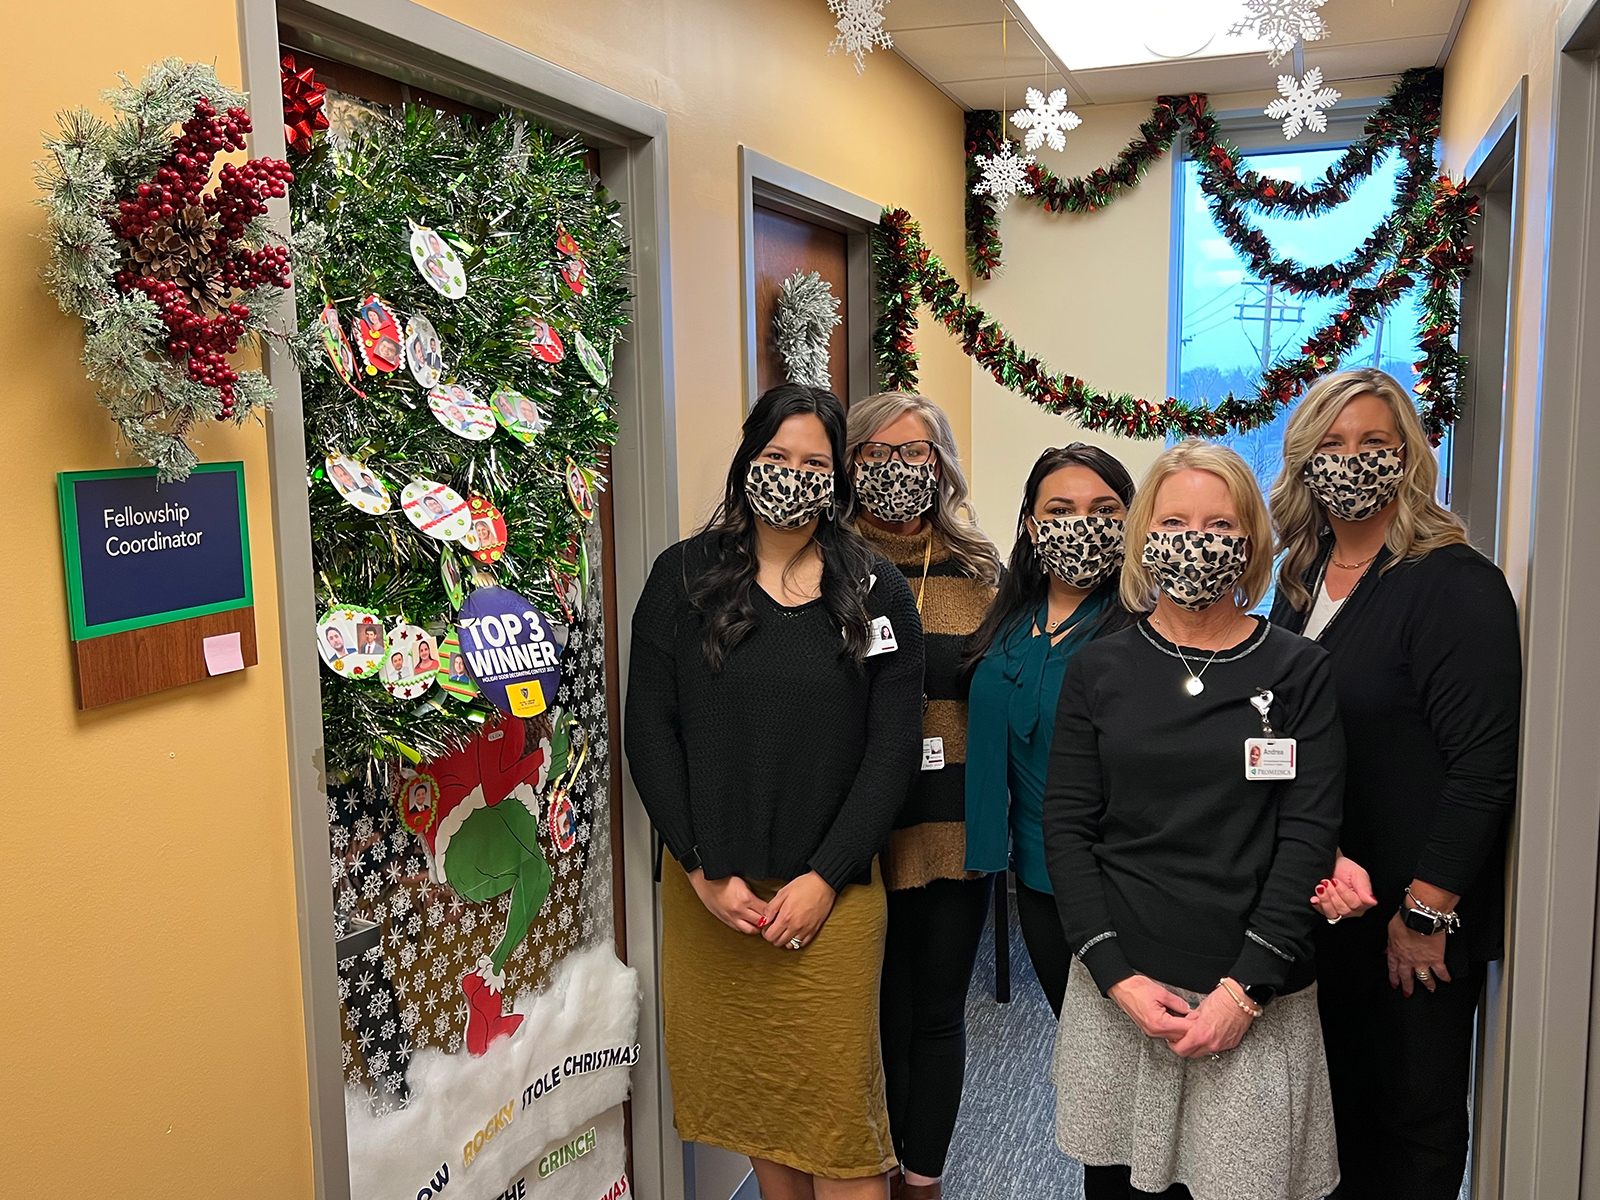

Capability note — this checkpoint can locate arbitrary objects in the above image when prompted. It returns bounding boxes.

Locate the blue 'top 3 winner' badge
[456,585,564,716]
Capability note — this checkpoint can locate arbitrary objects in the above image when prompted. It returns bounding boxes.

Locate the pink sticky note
[203,631,245,676]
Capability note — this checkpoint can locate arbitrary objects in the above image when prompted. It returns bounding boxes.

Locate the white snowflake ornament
[972,141,1036,211]
[1011,87,1082,153]
[827,0,893,73]
[1230,0,1329,65]
[1265,68,1341,140]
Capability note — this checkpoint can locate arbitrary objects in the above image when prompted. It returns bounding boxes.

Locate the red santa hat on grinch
[418,716,551,883]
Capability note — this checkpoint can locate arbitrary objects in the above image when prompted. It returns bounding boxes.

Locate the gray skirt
[1052,962,1339,1200]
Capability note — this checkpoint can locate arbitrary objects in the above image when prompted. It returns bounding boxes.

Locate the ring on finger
[787,937,803,950]
[1415,968,1431,980]
[1326,915,1342,925]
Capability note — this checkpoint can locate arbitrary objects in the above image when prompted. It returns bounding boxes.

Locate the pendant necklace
[1174,644,1222,695]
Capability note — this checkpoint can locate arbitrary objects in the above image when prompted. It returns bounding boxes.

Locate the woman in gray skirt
[1042,441,1344,1200]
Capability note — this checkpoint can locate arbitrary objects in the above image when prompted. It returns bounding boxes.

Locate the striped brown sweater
[858,523,997,890]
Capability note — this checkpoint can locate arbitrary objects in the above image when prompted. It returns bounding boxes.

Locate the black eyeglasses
[856,440,938,466]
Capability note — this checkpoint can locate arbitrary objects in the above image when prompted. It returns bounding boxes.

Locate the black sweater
[1043,618,1344,996]
[624,534,926,892]
[1271,541,1521,962]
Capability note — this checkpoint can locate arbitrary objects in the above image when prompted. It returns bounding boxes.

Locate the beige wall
[424,0,974,534]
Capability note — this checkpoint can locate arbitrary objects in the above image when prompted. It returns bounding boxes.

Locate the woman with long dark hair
[625,384,926,1198]
[963,443,1137,1016]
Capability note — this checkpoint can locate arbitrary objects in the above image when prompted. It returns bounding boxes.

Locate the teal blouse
[964,590,1110,893]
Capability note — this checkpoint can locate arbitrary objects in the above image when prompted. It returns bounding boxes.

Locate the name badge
[1245,737,1297,780]
[865,615,898,656]
[922,736,945,770]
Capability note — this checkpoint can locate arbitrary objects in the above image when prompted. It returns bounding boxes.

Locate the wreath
[38,59,298,480]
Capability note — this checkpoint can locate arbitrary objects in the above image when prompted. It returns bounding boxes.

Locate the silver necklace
[1141,616,1263,696]
[1173,643,1222,695]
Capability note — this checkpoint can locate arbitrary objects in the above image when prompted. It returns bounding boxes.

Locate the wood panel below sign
[75,607,258,709]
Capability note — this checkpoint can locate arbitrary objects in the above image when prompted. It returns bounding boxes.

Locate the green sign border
[57,462,253,641]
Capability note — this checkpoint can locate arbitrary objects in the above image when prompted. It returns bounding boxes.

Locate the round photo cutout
[565,457,598,522]
[326,454,392,515]
[490,387,545,444]
[400,480,471,542]
[395,771,439,834]
[409,224,468,299]
[555,224,588,297]
[316,607,387,678]
[466,495,508,564]
[440,545,466,609]
[405,314,445,389]
[427,383,496,441]
[382,623,440,700]
[317,304,366,397]
[353,295,404,375]
[526,317,566,364]
[436,629,479,701]
[548,790,577,852]
[572,329,609,386]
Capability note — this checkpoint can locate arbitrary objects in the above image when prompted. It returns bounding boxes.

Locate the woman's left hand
[760,871,837,951]
[1167,982,1255,1059]
[1387,912,1451,996]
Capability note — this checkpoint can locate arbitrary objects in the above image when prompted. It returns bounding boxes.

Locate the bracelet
[1404,886,1462,934]
[1219,978,1263,1018]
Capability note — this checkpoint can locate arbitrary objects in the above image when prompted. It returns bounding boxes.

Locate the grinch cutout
[317,304,366,397]
[526,317,565,364]
[410,223,468,299]
[416,717,559,1055]
[555,224,588,296]
[353,295,403,375]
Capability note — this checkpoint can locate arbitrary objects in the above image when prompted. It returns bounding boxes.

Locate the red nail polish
[1316,885,1326,894]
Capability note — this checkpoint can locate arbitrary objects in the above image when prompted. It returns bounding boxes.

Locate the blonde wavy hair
[846,391,1003,584]
[1120,440,1275,613]
[1269,368,1468,612]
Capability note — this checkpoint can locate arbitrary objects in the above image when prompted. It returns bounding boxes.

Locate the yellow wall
[1,1,312,1195]
[2,0,971,1193]
[421,0,974,534]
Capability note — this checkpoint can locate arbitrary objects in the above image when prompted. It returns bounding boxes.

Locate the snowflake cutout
[1230,0,1329,65]
[1265,69,1341,140]
[1011,87,1082,153]
[827,0,893,73]
[972,141,1036,211]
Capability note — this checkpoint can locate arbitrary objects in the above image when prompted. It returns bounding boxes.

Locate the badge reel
[1244,689,1297,780]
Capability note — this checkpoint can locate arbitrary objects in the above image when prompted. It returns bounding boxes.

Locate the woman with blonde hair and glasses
[1044,440,1344,1200]
[1268,368,1521,1200]
[845,391,1001,1200]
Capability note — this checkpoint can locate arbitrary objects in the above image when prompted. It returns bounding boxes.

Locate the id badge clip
[1245,688,1297,780]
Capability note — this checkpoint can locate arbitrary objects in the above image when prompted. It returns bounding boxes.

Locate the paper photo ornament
[405,314,445,389]
[489,386,545,444]
[573,329,609,386]
[545,720,588,853]
[316,607,386,678]
[317,304,366,397]
[353,295,404,375]
[440,545,466,609]
[394,770,440,835]
[381,623,440,700]
[555,224,588,296]
[400,479,472,542]
[526,317,566,364]
[565,457,599,522]
[436,628,479,701]
[427,383,496,441]
[410,223,469,299]
[326,453,392,515]
[457,585,564,717]
[466,495,508,564]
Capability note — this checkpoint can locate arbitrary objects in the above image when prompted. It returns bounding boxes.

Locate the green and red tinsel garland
[921,67,1476,440]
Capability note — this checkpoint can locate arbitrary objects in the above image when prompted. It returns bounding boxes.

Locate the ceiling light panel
[1011,0,1273,71]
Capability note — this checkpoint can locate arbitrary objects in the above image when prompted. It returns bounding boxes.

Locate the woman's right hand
[1310,853,1378,923]
[687,868,768,934]
[1107,975,1194,1043]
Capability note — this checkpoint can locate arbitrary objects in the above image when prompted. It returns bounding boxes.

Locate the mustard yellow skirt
[660,856,895,1179]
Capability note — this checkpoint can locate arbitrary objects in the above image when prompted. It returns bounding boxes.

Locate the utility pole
[1236,279,1304,370]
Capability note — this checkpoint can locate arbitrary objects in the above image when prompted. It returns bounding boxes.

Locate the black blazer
[1270,539,1521,962]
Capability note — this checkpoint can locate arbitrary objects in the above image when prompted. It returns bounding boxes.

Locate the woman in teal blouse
[964,444,1136,1016]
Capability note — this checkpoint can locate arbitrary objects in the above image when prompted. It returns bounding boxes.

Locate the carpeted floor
[943,891,1084,1200]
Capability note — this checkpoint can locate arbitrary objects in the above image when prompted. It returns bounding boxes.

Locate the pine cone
[130,205,225,309]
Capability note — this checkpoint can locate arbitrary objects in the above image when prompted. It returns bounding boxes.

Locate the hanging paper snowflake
[972,141,1036,211]
[1265,68,1341,140]
[1229,0,1329,65]
[827,0,893,72]
[1011,87,1082,153]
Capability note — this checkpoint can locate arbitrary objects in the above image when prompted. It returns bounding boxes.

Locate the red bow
[280,54,328,154]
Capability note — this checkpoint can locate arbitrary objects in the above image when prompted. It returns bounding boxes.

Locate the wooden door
[753,204,850,402]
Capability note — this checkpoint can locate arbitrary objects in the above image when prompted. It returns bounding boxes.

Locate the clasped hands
[687,867,836,950]
[1108,975,1257,1059]
[1308,854,1456,997]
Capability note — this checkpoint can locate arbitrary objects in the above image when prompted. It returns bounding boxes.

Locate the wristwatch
[1243,983,1275,1008]
[1399,888,1462,936]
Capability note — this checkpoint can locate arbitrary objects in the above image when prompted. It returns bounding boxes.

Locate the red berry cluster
[110,98,294,419]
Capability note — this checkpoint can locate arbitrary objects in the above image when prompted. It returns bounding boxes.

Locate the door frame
[235,2,680,1195]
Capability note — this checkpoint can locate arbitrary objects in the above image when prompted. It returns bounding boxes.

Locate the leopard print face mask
[854,459,938,524]
[1032,515,1125,588]
[1302,446,1405,522]
[1141,529,1250,611]
[744,461,835,530]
